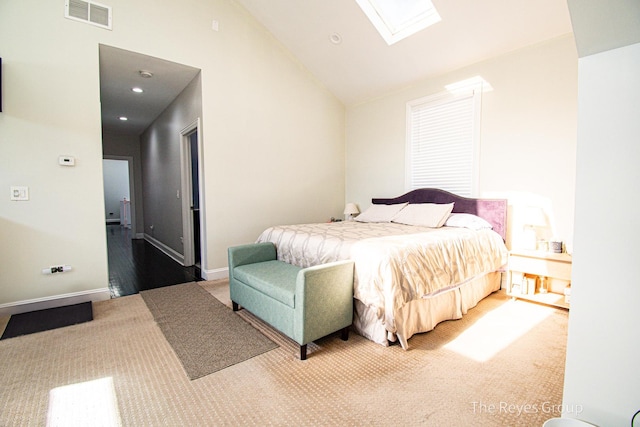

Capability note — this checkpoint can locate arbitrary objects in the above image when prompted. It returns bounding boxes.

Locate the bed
[256,188,508,349]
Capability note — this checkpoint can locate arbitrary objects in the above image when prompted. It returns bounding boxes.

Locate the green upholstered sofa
[228,242,354,360]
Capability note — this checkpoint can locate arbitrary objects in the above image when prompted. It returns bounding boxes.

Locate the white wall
[562,42,640,426]
[346,35,578,249]
[0,0,344,309]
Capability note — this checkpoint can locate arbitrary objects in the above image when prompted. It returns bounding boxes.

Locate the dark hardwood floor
[106,224,201,298]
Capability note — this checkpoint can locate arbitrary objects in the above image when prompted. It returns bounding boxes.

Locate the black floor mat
[1,302,93,340]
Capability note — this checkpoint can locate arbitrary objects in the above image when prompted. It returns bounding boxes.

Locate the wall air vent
[65,0,112,30]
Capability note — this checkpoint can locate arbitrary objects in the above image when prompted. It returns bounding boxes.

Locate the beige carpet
[0,280,568,426]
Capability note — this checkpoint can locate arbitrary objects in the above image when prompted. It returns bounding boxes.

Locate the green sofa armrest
[228,242,277,274]
[294,260,355,345]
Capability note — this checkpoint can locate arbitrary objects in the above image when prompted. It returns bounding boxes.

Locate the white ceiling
[234,0,574,106]
[99,1,574,136]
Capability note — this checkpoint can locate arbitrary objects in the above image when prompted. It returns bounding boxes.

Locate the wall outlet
[42,265,72,275]
[59,156,75,166]
[10,186,29,201]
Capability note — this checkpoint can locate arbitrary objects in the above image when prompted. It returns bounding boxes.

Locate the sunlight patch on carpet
[443,299,555,362]
[47,377,121,427]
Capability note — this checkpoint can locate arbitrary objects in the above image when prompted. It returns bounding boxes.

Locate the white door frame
[179,118,206,273]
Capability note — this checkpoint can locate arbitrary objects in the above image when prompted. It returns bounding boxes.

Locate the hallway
[106,225,201,298]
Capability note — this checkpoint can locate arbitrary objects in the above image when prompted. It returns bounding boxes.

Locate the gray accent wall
[140,73,203,259]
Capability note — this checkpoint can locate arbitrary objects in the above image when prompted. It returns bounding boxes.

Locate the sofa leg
[232,301,239,311]
[340,326,350,341]
[300,344,307,360]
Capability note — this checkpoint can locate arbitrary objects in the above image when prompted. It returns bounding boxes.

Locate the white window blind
[406,89,481,197]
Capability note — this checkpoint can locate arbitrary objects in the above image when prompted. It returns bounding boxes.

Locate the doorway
[181,119,204,269]
[99,45,204,296]
[102,157,135,235]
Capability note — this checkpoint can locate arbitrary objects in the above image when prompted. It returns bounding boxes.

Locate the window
[406,86,482,197]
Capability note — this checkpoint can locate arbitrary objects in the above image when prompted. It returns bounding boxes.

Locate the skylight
[355,0,441,45]
[445,76,494,95]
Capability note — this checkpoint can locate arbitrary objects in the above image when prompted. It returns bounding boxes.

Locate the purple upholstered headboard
[372,188,507,241]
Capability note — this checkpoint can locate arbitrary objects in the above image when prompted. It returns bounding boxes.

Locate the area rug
[140,282,278,380]
[1,302,93,340]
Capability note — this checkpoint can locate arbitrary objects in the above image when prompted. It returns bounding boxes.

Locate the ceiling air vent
[65,0,112,30]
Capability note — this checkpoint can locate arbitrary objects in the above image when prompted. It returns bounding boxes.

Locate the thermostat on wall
[59,155,75,166]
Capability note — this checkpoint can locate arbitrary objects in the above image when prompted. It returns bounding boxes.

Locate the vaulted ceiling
[234,0,574,105]
[100,1,575,136]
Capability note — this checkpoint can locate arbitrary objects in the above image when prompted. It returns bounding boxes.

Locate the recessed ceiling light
[119,116,128,121]
[132,87,144,93]
[139,70,153,78]
[329,33,343,44]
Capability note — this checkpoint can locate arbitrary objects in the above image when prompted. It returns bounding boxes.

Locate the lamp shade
[343,203,360,216]
[523,206,546,227]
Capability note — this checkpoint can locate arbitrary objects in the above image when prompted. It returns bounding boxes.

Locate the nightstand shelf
[507,249,572,309]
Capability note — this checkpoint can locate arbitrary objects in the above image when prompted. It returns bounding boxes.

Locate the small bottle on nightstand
[539,276,548,294]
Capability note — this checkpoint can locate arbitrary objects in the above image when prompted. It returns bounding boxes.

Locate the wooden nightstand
[506,249,572,309]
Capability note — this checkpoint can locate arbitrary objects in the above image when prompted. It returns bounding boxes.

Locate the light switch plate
[59,156,75,166]
[10,186,29,201]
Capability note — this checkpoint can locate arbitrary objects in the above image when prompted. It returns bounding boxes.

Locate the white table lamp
[343,203,360,221]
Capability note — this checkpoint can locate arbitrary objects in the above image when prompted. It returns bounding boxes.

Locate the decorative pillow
[391,203,454,228]
[355,203,408,223]
[444,213,493,230]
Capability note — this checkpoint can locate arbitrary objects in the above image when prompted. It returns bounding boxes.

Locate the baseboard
[141,234,226,280]
[202,267,228,281]
[0,288,110,316]
[143,234,185,265]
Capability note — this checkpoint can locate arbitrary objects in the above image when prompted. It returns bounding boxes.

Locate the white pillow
[391,203,454,228]
[444,213,493,230]
[355,203,408,223]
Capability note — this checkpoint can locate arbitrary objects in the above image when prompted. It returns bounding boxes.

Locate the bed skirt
[353,271,502,349]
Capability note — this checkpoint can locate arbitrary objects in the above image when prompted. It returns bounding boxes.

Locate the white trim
[0,288,110,316]
[470,89,482,197]
[202,267,229,281]
[180,123,195,266]
[143,233,185,265]
[179,118,206,276]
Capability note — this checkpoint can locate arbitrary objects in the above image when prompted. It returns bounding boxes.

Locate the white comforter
[257,221,507,335]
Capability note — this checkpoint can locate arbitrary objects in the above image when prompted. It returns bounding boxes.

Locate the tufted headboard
[372,188,507,241]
